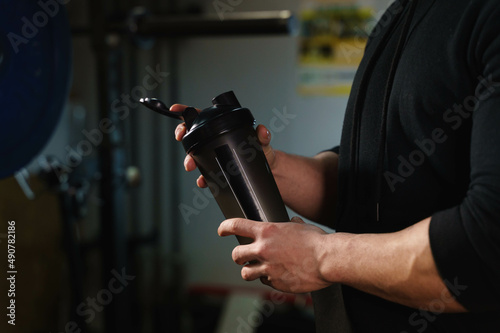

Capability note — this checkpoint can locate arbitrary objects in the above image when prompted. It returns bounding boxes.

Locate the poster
[298,4,374,96]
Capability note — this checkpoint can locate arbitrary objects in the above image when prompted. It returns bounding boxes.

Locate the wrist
[316,232,351,285]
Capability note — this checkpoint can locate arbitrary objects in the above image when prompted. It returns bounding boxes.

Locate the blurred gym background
[0,0,386,332]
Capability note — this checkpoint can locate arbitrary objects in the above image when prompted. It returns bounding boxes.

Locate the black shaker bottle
[140,91,290,244]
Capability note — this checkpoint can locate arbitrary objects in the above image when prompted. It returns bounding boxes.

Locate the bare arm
[320,217,466,311]
[172,106,469,311]
[218,216,467,312]
[271,149,338,226]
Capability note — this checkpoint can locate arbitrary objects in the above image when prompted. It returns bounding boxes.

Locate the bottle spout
[139,97,184,120]
[140,97,200,130]
[212,91,241,108]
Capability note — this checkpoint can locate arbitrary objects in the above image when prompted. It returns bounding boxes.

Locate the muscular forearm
[271,150,338,226]
[319,217,467,312]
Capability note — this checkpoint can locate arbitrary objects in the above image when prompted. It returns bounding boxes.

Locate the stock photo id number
[5,220,16,326]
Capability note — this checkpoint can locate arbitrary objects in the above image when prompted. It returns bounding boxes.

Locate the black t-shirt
[316,0,500,332]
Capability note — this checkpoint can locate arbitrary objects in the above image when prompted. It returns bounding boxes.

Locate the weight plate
[0,0,72,178]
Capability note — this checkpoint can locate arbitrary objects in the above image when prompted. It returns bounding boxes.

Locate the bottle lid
[139,91,255,154]
[182,91,255,153]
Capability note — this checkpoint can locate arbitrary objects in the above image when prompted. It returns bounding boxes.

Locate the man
[172,0,500,331]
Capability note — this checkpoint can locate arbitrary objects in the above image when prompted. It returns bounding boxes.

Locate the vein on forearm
[321,218,467,312]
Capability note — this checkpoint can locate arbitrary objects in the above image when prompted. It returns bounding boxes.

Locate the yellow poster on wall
[298,4,374,96]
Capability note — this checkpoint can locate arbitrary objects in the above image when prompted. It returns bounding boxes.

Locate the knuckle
[260,263,271,276]
[226,219,236,233]
[260,222,278,238]
[254,242,269,259]
[229,218,244,233]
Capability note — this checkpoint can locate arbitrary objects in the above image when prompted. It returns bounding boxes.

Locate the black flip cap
[139,91,254,154]
[182,92,255,154]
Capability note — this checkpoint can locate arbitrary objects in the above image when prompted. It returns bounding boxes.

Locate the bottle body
[191,125,289,244]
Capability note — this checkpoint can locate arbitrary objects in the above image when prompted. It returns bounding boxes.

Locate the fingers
[218,218,260,238]
[183,155,197,172]
[183,158,207,187]
[232,245,258,265]
[196,175,207,188]
[241,266,274,289]
[171,104,207,188]
[180,143,204,188]
[170,104,202,114]
[256,124,271,146]
[241,263,268,282]
[170,104,187,113]
[178,124,206,188]
[172,104,201,141]
[175,123,186,141]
